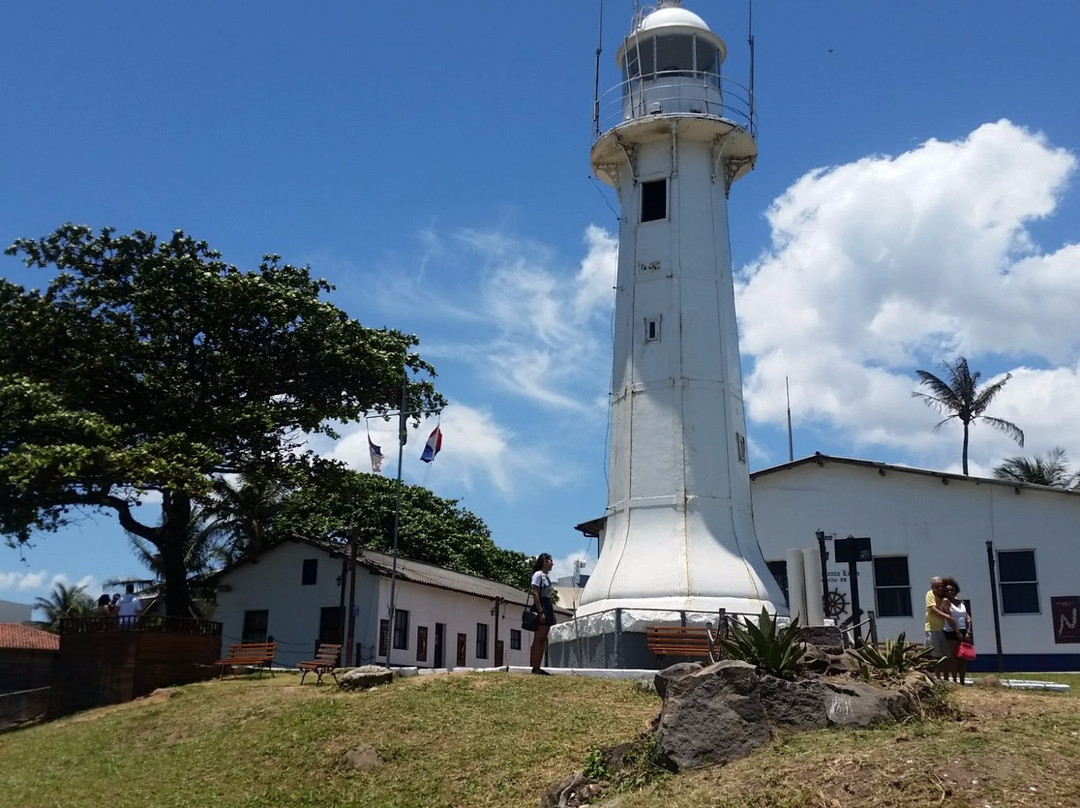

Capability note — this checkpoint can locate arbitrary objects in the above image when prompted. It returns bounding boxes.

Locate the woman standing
[941,578,973,684]
[529,553,555,675]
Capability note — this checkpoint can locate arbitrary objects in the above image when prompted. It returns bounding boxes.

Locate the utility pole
[345,525,359,666]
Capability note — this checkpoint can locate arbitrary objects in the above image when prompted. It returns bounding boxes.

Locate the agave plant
[717,608,804,679]
[851,632,938,679]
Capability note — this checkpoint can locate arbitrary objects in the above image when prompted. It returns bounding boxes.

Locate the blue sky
[5,1,1080,611]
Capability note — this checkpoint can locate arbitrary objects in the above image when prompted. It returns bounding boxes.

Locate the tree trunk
[158,492,195,617]
[962,422,970,476]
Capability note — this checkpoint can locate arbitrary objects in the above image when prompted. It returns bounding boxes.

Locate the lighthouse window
[644,317,661,342]
[654,34,694,76]
[641,179,667,222]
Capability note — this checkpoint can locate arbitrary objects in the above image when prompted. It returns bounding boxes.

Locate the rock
[759,675,828,729]
[339,743,383,771]
[797,626,844,655]
[654,660,771,771]
[338,665,394,691]
[653,661,704,700]
[822,680,909,727]
[539,772,606,808]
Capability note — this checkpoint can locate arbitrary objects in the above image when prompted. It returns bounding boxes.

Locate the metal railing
[594,71,757,140]
[58,615,222,636]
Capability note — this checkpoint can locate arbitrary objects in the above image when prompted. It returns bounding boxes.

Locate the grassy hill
[1,672,1078,808]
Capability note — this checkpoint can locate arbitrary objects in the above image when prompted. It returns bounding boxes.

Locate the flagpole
[385,366,408,668]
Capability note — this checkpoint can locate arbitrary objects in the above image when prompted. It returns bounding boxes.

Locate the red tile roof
[0,623,60,651]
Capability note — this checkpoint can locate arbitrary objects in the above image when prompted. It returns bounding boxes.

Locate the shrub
[717,608,804,679]
[851,632,938,680]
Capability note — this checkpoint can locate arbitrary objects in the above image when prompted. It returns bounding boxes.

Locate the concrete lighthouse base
[544,607,730,671]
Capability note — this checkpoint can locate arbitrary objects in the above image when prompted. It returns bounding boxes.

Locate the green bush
[717,608,805,679]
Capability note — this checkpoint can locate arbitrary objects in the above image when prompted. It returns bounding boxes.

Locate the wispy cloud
[0,570,47,592]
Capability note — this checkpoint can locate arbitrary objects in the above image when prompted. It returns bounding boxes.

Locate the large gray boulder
[653,661,704,700]
[654,660,772,771]
[339,665,394,691]
[758,675,829,729]
[821,679,910,727]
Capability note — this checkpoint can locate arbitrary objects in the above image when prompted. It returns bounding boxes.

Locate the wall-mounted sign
[1051,597,1080,644]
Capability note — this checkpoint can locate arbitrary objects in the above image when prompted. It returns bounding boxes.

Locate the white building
[751,454,1080,671]
[214,539,553,670]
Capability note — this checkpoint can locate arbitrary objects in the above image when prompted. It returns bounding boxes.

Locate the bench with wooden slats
[214,641,278,677]
[644,625,722,663]
[298,643,343,685]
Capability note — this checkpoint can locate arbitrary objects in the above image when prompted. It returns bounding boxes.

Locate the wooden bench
[298,643,342,685]
[645,625,723,663]
[214,641,278,677]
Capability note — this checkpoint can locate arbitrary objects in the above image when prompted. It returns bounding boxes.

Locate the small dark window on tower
[301,558,318,585]
[644,317,661,342]
[641,179,667,222]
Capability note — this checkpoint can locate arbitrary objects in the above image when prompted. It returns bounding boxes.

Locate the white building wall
[214,542,532,669]
[751,461,1080,667]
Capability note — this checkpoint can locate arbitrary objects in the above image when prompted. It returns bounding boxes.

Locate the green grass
[3,670,1080,808]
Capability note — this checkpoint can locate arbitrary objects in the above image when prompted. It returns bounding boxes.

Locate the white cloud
[0,570,47,592]
[330,403,573,498]
[550,550,592,582]
[737,120,1080,471]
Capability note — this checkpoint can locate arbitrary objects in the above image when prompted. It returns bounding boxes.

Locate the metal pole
[848,558,861,644]
[785,376,793,462]
[986,539,1005,673]
[385,368,408,668]
[815,530,829,616]
[345,526,359,666]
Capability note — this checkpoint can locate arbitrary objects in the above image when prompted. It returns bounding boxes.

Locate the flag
[420,426,442,463]
[368,437,384,473]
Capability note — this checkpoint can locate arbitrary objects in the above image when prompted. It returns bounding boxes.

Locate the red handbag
[957,641,976,661]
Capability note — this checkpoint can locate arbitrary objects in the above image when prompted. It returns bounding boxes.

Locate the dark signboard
[834,536,873,563]
[1051,597,1080,644]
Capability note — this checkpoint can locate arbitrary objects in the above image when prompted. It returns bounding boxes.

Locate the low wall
[0,687,50,732]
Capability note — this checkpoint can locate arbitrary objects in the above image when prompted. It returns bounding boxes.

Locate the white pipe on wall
[785,547,806,623]
[803,546,825,626]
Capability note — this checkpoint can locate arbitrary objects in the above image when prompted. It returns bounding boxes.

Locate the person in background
[529,553,555,675]
[97,594,115,617]
[924,576,955,679]
[116,583,141,628]
[940,578,973,685]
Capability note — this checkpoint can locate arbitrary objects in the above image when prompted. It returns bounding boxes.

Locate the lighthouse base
[544,604,772,671]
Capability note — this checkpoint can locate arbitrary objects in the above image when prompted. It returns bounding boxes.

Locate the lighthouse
[571,1,785,629]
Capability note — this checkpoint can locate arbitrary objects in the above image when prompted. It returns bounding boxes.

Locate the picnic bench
[214,641,278,677]
[299,643,342,685]
[644,624,723,663]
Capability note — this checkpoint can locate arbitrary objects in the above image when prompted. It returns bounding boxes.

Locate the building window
[242,610,268,643]
[301,558,318,586]
[766,560,789,607]
[510,629,522,650]
[475,623,489,659]
[644,317,661,342]
[641,179,667,222]
[998,550,1039,614]
[872,556,912,617]
[393,609,409,650]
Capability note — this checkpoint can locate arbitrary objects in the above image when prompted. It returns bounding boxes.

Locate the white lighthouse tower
[574,1,785,623]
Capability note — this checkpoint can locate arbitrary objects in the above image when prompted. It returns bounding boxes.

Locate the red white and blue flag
[420,426,443,463]
[368,437,384,473]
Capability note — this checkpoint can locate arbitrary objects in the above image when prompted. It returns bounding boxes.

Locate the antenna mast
[593,0,604,139]
[747,0,756,129]
[786,376,794,462]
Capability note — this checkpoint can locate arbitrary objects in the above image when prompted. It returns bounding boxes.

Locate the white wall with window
[214,539,538,670]
[750,455,1080,670]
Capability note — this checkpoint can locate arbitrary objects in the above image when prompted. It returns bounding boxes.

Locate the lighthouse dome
[635,4,712,36]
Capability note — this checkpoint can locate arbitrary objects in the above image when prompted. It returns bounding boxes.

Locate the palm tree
[33,582,95,631]
[204,471,287,565]
[993,447,1076,488]
[913,356,1024,475]
[114,503,232,618]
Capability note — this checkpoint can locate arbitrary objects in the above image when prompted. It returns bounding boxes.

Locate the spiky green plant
[851,632,938,679]
[717,608,805,679]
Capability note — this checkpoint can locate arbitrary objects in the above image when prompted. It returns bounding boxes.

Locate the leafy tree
[913,356,1024,475]
[273,460,533,590]
[111,502,233,618]
[33,582,95,631]
[993,447,1077,488]
[1,225,443,616]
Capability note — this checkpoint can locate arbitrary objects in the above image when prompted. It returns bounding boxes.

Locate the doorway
[434,623,445,668]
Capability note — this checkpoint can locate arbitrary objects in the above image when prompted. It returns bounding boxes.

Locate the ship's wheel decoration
[823,588,849,618]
